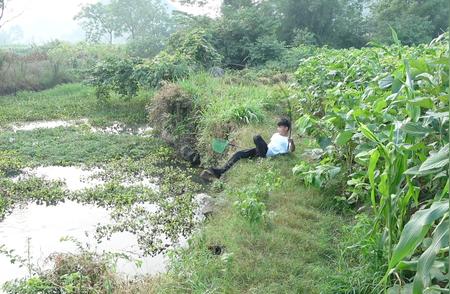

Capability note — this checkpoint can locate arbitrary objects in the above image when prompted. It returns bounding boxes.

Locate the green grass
[0,83,152,126]
[159,155,346,293]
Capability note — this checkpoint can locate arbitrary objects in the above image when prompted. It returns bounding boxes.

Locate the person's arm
[288,139,295,152]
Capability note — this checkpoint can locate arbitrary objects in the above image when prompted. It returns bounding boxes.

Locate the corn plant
[292,32,449,291]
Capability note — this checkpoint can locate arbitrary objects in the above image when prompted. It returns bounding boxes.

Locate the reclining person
[202,118,295,179]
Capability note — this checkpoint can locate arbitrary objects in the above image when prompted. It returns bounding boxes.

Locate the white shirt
[266,133,289,157]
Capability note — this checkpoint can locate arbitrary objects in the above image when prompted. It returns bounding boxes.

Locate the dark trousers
[217,135,268,175]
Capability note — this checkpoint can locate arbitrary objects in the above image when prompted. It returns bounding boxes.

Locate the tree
[369,0,448,45]
[213,0,283,66]
[0,1,4,26]
[274,0,370,48]
[111,0,171,40]
[74,3,120,44]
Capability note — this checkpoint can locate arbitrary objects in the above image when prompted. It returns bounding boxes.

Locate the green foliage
[291,28,317,46]
[3,245,118,294]
[213,0,282,66]
[292,33,449,290]
[247,34,286,66]
[231,168,281,224]
[75,0,172,48]
[0,127,162,166]
[0,42,125,95]
[233,195,266,224]
[168,28,222,68]
[275,0,368,48]
[370,0,448,45]
[74,2,120,44]
[0,83,149,126]
[0,151,23,176]
[89,29,223,100]
[88,56,141,101]
[0,177,66,219]
[135,51,194,88]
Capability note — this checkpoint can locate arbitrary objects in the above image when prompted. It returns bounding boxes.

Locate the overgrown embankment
[142,74,359,293]
[158,148,347,293]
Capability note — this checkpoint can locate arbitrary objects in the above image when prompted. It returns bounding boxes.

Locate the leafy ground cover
[0,83,150,126]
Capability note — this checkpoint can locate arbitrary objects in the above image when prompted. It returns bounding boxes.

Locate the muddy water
[0,201,167,289]
[6,119,153,137]
[89,123,153,136]
[9,119,89,132]
[16,166,159,192]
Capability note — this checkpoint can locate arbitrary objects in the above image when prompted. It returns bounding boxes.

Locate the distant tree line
[75,0,448,65]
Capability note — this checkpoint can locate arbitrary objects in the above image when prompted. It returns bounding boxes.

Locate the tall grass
[0,42,126,96]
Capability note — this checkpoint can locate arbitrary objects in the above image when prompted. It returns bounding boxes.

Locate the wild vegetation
[0,0,448,293]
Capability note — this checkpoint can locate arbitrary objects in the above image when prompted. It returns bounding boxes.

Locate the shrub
[135,51,195,88]
[168,28,223,68]
[0,42,126,95]
[248,34,286,66]
[88,56,141,102]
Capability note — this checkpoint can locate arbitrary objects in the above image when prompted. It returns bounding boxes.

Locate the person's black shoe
[209,168,224,178]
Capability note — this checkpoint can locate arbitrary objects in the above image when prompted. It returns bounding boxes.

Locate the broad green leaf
[404,60,414,91]
[409,97,434,109]
[379,76,393,89]
[378,172,389,199]
[390,26,401,46]
[317,136,332,150]
[335,130,353,146]
[374,99,387,112]
[392,79,403,93]
[404,165,443,176]
[412,220,449,294]
[419,144,449,173]
[296,115,316,135]
[401,122,432,136]
[389,201,448,269]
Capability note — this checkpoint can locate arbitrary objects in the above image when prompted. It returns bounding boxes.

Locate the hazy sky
[1,0,220,44]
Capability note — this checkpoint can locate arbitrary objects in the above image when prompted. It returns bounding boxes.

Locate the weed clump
[147,84,201,165]
[3,250,118,293]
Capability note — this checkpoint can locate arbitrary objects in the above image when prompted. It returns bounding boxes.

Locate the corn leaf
[412,220,449,294]
[418,144,449,173]
[388,201,448,270]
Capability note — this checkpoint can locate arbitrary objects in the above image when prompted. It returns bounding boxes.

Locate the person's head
[277,118,291,136]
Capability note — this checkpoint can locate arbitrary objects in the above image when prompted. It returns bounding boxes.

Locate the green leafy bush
[88,56,141,102]
[135,51,195,88]
[168,28,222,68]
[233,195,267,224]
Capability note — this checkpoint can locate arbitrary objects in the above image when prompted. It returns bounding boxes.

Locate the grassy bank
[160,156,345,293]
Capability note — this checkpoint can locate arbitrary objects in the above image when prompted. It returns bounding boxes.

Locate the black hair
[277,118,291,130]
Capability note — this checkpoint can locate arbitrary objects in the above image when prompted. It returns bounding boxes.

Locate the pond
[0,201,168,290]
[0,119,203,291]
